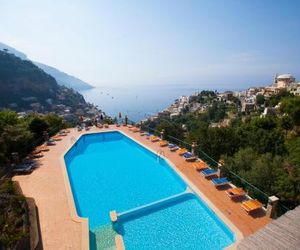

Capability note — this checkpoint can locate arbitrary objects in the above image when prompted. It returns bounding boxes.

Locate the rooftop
[277,74,294,79]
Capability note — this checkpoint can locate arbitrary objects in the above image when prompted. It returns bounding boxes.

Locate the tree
[43,113,64,135]
[280,116,294,136]
[156,120,185,140]
[0,110,19,134]
[256,94,265,106]
[267,90,293,107]
[1,124,34,158]
[280,96,300,125]
[29,117,49,138]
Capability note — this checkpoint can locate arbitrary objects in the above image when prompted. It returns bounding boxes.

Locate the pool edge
[60,134,90,250]
[61,129,244,249]
[116,130,244,249]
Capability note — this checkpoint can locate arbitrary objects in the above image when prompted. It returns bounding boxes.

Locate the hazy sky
[0,0,299,88]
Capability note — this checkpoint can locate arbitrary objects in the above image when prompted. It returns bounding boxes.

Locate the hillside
[0,42,93,91]
[143,90,300,210]
[0,50,87,112]
[34,62,93,91]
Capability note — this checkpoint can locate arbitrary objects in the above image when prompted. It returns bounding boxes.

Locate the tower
[273,73,278,86]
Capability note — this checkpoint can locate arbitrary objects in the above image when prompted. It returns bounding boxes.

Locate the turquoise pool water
[118,194,234,250]
[64,131,235,249]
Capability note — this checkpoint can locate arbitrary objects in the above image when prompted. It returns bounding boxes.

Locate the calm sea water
[81,84,215,121]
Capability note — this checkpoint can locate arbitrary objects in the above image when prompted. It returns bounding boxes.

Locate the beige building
[288,83,300,96]
[274,74,295,88]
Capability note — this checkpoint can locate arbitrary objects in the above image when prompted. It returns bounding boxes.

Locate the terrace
[13,125,271,249]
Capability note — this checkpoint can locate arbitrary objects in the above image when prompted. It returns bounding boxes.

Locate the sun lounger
[150,136,160,142]
[192,161,208,170]
[46,140,56,146]
[177,148,188,155]
[145,133,152,139]
[116,123,121,127]
[168,143,179,151]
[241,199,263,213]
[132,128,140,133]
[159,140,168,147]
[30,150,43,158]
[59,129,70,133]
[226,188,246,198]
[201,168,218,177]
[104,124,109,128]
[140,131,147,136]
[58,131,67,136]
[211,177,229,187]
[37,145,49,152]
[13,162,36,174]
[183,152,196,162]
[51,135,62,141]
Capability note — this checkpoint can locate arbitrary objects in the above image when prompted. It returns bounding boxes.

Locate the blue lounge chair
[168,143,179,152]
[183,152,196,161]
[183,152,193,158]
[201,168,218,177]
[212,177,229,187]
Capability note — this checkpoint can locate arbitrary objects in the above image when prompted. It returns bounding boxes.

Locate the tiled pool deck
[13,125,271,250]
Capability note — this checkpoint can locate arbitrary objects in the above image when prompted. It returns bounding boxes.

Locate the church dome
[277,74,294,79]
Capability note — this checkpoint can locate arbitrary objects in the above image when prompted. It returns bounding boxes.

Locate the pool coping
[60,136,90,250]
[60,129,243,249]
[117,130,243,249]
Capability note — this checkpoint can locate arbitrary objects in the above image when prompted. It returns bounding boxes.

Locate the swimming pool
[64,131,235,249]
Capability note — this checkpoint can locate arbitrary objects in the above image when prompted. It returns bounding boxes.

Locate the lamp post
[160,129,164,140]
[191,141,197,155]
[43,131,49,141]
[218,159,225,178]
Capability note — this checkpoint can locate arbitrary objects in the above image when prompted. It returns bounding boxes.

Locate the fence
[139,123,292,216]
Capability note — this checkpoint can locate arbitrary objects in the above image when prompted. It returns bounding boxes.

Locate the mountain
[0,42,93,91]
[0,50,87,112]
[0,42,27,60]
[34,62,93,91]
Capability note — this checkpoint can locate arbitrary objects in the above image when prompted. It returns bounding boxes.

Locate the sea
[81,84,239,122]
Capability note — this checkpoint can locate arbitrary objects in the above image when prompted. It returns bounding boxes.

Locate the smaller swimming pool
[117,193,235,250]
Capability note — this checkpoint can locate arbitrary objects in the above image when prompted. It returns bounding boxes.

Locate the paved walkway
[120,126,271,236]
[13,125,271,250]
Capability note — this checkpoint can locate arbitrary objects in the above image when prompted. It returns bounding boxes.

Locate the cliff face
[0,50,87,112]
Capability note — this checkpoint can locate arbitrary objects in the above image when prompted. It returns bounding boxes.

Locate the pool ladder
[156,150,165,161]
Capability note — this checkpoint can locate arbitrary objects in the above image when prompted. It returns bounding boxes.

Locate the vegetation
[0,110,65,171]
[0,180,28,248]
[0,50,88,112]
[143,92,300,209]
[0,110,65,248]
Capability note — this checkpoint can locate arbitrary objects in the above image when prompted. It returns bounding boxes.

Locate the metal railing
[137,122,292,216]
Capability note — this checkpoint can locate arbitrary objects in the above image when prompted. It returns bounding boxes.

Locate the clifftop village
[2,86,102,125]
[149,73,300,127]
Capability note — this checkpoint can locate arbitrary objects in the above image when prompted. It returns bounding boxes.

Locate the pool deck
[13,125,271,250]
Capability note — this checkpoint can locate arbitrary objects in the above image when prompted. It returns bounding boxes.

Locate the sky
[0,0,299,88]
